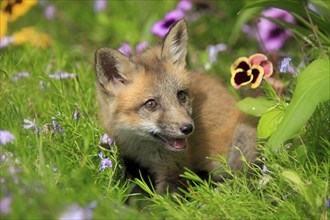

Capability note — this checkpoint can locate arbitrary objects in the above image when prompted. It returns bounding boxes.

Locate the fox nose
[180,123,194,135]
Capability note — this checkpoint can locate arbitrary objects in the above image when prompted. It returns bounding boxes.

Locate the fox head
[95,20,194,152]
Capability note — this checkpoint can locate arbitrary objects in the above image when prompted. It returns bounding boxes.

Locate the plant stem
[303,0,327,59]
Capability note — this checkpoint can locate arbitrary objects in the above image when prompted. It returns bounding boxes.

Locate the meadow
[0,0,329,219]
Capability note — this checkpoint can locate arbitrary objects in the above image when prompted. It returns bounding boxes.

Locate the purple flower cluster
[0,195,12,215]
[257,8,295,52]
[117,41,148,57]
[23,114,64,136]
[0,130,15,145]
[151,0,193,37]
[94,0,107,12]
[59,201,97,220]
[98,152,112,171]
[51,114,64,135]
[100,133,114,146]
[0,36,15,48]
[44,5,56,20]
[205,43,227,69]
[326,198,330,208]
[11,72,30,82]
[72,109,81,121]
[279,57,295,74]
[39,0,57,20]
[23,119,40,134]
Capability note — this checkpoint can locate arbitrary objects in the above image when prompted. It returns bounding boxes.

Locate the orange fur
[95,20,257,194]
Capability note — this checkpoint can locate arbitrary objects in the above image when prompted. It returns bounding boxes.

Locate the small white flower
[49,71,78,80]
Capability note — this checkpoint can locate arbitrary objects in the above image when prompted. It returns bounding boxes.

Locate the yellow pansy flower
[0,11,8,38]
[230,53,273,89]
[1,0,37,22]
[12,27,52,48]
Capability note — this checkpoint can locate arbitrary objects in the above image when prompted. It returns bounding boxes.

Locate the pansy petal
[230,57,250,75]
[2,0,37,22]
[250,65,264,89]
[249,53,267,65]
[260,60,273,77]
[231,68,253,89]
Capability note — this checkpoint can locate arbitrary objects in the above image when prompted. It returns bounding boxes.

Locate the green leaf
[229,7,259,46]
[257,105,285,139]
[236,97,277,117]
[281,170,304,187]
[238,0,305,17]
[264,16,330,49]
[281,170,318,213]
[267,59,330,149]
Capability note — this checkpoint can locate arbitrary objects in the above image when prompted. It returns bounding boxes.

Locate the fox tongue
[168,138,186,149]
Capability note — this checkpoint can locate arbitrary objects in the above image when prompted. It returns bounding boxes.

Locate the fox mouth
[152,133,187,152]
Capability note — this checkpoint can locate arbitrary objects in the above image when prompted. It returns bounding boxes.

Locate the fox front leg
[154,172,186,194]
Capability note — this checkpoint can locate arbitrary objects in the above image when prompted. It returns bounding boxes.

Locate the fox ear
[95,47,134,87]
[161,19,188,68]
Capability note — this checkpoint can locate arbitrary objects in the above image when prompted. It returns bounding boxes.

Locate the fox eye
[177,90,187,103]
[144,99,157,111]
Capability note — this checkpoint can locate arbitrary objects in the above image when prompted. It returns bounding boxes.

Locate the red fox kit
[95,20,257,194]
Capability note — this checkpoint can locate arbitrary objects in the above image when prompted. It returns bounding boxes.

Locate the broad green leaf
[236,97,276,117]
[257,105,285,139]
[267,59,330,149]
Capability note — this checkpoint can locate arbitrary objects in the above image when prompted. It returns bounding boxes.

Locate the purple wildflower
[72,110,81,121]
[51,113,63,134]
[98,152,112,171]
[151,9,185,38]
[135,41,148,54]
[118,41,149,56]
[23,119,40,135]
[326,198,330,208]
[12,72,30,82]
[23,119,37,130]
[118,42,132,57]
[257,8,295,52]
[59,201,97,220]
[1,152,13,163]
[207,43,227,64]
[262,165,268,173]
[279,57,295,73]
[0,36,14,48]
[44,4,56,20]
[0,130,15,145]
[94,0,107,12]
[308,3,318,14]
[49,71,78,80]
[100,133,114,147]
[177,0,193,12]
[241,24,257,39]
[0,195,12,215]
[52,120,63,135]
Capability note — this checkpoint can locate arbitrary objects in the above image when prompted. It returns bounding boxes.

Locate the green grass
[1,1,329,219]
